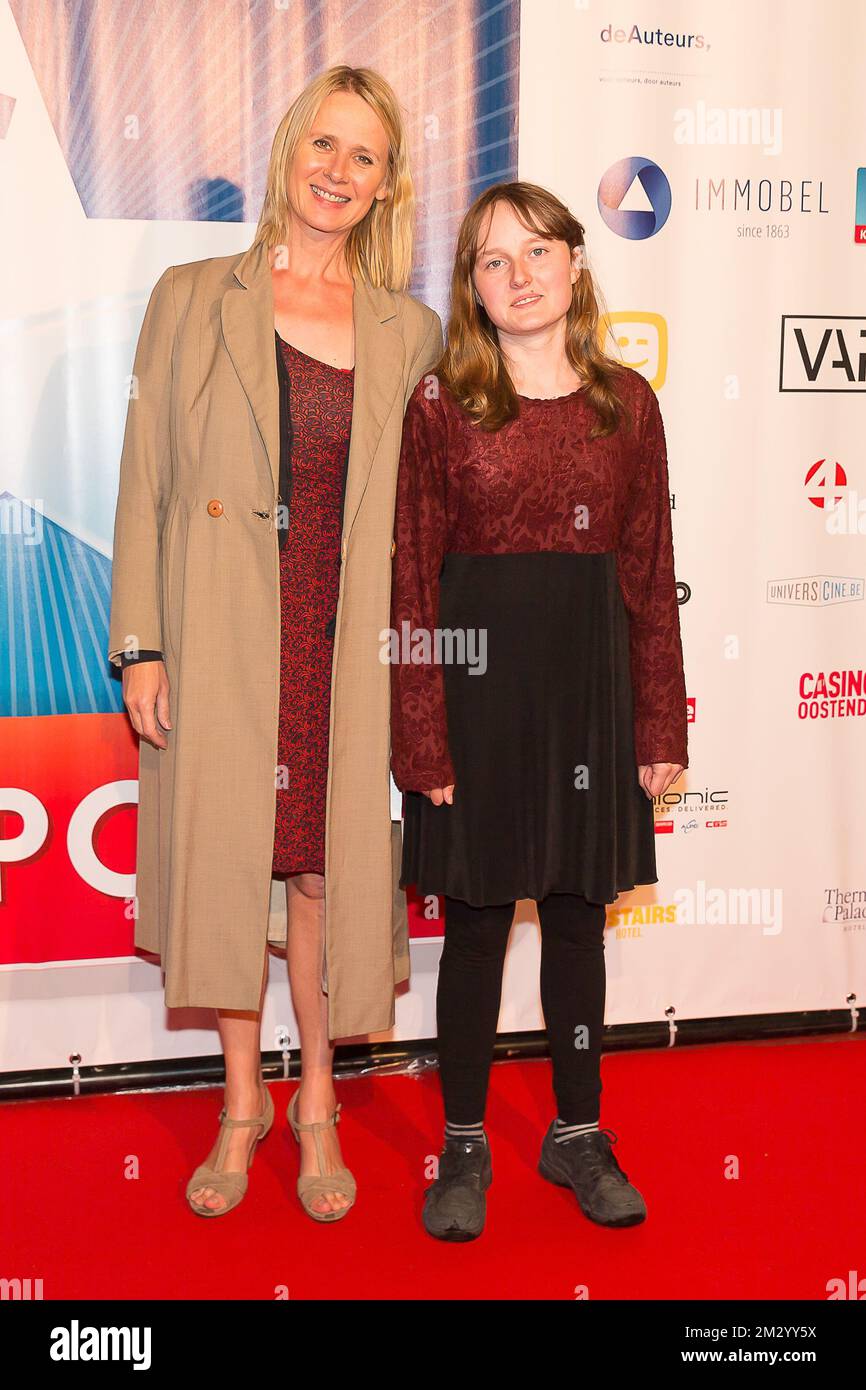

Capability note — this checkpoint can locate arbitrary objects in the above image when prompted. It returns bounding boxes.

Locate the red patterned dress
[271,333,354,877]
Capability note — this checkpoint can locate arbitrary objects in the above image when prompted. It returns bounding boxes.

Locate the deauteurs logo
[598,157,671,239]
[599,23,708,53]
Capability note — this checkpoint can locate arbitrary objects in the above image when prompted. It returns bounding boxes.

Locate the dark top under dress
[271,331,354,876]
[389,367,688,908]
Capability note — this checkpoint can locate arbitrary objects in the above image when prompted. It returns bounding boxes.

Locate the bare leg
[285,872,350,1215]
[188,949,269,1213]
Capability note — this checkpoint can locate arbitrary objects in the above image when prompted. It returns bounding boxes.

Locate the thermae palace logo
[598,157,672,240]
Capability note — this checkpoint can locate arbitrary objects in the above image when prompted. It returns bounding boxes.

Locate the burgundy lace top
[389,367,689,791]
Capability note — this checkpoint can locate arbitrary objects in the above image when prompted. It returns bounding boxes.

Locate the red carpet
[4,1035,864,1300]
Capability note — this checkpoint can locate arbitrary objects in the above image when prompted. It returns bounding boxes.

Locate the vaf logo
[598,158,671,240]
[780,316,866,391]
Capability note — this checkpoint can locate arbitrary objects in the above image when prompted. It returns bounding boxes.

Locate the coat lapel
[342,271,405,540]
[219,238,406,541]
[219,240,280,499]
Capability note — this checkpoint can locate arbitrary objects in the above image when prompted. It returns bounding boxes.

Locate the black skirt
[399,551,658,907]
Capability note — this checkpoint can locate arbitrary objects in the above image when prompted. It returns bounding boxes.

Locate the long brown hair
[435,181,633,436]
[252,65,416,291]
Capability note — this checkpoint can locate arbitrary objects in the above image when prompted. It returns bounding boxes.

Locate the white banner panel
[0,0,863,1070]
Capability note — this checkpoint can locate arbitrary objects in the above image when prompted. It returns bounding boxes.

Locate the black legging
[437,892,607,1126]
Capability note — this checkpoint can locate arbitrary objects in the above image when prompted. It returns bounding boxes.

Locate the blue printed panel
[0,492,123,717]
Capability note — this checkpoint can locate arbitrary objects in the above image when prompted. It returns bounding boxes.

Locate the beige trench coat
[108,237,443,1038]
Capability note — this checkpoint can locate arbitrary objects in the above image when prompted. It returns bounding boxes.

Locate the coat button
[390,539,396,558]
[207,499,224,517]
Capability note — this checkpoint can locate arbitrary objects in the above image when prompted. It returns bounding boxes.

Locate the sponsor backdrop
[1,0,863,1071]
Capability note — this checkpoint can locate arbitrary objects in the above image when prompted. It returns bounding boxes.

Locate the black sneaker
[538,1125,647,1227]
[422,1134,493,1242]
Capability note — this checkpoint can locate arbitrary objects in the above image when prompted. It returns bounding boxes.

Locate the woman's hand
[122,661,172,750]
[423,785,455,806]
[638,763,684,800]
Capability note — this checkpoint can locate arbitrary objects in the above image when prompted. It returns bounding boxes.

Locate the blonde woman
[109,66,442,1221]
[390,182,688,1240]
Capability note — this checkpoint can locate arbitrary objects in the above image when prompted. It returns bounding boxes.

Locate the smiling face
[287,89,391,237]
[472,199,582,338]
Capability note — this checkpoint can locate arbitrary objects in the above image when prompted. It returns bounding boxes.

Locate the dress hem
[398,873,660,909]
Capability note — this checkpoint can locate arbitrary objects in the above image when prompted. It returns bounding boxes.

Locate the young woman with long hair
[390,181,688,1240]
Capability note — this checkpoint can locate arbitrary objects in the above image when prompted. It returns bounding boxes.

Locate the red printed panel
[0,714,139,964]
[406,882,444,941]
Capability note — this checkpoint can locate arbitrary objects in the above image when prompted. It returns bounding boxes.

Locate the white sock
[445,1119,485,1143]
[553,1117,599,1144]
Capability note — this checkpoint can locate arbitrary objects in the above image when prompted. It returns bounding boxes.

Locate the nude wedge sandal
[287,1089,357,1222]
[186,1085,274,1217]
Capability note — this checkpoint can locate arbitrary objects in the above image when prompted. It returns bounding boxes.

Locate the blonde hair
[435,181,633,437]
[252,65,416,290]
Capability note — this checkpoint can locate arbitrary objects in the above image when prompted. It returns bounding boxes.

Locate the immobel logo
[597,157,671,240]
[780,316,866,391]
